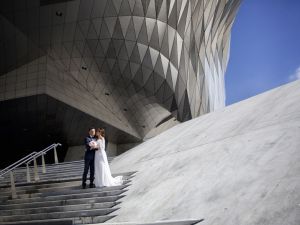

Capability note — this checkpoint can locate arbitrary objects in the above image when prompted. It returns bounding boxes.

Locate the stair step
[0,208,118,223]
[0,219,73,225]
[0,184,129,202]
[0,213,115,225]
[0,171,136,188]
[6,170,87,178]
[29,184,129,198]
[0,177,82,188]
[0,180,82,192]
[0,201,118,216]
[0,195,125,210]
[5,189,126,204]
[0,177,131,195]
[0,181,131,198]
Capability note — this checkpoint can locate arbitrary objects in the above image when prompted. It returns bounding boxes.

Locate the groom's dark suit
[82,136,96,187]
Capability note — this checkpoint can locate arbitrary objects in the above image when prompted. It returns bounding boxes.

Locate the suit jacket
[84,136,96,160]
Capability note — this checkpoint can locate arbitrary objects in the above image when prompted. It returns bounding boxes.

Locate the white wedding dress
[94,138,123,187]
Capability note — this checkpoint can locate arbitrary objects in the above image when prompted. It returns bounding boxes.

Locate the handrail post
[10,171,17,199]
[54,146,58,164]
[26,163,31,183]
[41,153,46,173]
[33,157,40,181]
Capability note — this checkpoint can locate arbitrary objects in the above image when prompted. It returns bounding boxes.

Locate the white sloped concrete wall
[109,80,300,225]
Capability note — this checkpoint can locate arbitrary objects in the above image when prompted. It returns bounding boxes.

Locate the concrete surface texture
[109,80,300,225]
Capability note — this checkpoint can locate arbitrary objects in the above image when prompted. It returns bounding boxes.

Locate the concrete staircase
[0,159,135,225]
[0,160,203,225]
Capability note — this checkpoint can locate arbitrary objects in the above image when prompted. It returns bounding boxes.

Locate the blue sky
[225,0,300,105]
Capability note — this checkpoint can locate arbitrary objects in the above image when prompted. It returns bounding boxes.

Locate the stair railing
[0,143,62,199]
[0,151,38,177]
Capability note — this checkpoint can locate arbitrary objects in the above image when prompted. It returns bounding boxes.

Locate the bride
[91,128,123,187]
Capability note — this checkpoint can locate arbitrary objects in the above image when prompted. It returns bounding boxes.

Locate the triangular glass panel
[142,66,152,85]
[146,0,156,19]
[91,0,107,18]
[142,48,153,69]
[149,47,159,68]
[125,17,136,41]
[104,17,117,37]
[112,18,124,39]
[92,18,102,36]
[130,62,140,78]
[100,39,110,55]
[104,0,117,17]
[132,16,144,39]
[157,0,167,22]
[145,18,156,42]
[87,23,98,39]
[137,43,148,62]
[130,44,141,64]
[95,41,104,57]
[137,19,148,45]
[119,16,131,37]
[132,0,144,16]
[99,21,111,39]
[112,0,123,14]
[149,22,160,49]
[119,0,132,15]
[118,44,129,60]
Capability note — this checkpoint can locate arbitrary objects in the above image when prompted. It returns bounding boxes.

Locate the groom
[82,127,97,189]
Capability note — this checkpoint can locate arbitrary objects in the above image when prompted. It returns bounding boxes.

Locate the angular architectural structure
[0,0,240,167]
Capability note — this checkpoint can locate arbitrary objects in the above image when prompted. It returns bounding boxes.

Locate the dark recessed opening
[41,0,75,7]
[123,108,128,112]
[105,92,110,96]
[56,11,63,17]
[81,66,87,70]
[142,125,146,128]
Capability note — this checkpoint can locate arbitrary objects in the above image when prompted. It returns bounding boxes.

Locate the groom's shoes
[82,183,87,189]
[89,183,95,188]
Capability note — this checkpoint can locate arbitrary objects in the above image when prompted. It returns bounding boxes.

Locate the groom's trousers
[82,157,95,185]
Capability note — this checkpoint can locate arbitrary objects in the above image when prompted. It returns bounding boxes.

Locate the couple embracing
[82,127,123,189]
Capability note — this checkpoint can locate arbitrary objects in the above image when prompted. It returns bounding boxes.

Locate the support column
[42,154,46,173]
[33,157,40,181]
[26,163,31,183]
[54,147,58,164]
[10,171,17,199]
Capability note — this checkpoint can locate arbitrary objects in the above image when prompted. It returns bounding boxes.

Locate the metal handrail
[0,151,37,176]
[32,143,62,160]
[0,143,61,178]
[0,143,62,199]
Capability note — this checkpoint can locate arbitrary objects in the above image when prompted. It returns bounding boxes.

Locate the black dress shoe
[89,183,95,188]
[82,183,86,189]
